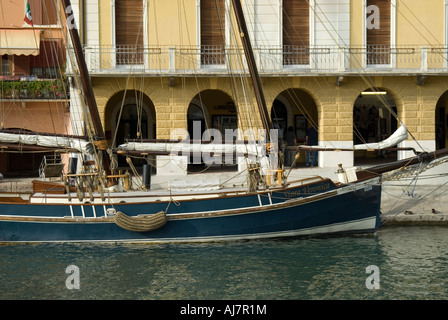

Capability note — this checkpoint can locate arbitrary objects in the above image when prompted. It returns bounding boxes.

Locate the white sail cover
[119,126,408,154]
[353,125,408,150]
[118,141,265,156]
[0,132,90,153]
[300,126,408,151]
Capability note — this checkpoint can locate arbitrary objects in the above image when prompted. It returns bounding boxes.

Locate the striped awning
[0,29,40,56]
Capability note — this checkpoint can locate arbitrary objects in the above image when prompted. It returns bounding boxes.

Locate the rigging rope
[126,156,144,190]
[307,0,431,152]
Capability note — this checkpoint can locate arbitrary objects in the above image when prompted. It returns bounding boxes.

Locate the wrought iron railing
[282,45,310,65]
[71,44,448,76]
[201,45,226,65]
[116,45,145,66]
[366,44,391,65]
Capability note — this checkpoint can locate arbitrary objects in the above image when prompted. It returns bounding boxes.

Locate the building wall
[395,0,444,46]
[0,0,70,176]
[148,0,197,47]
[69,0,448,170]
[0,0,27,27]
[91,73,445,140]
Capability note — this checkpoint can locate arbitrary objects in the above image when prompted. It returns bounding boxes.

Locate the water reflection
[377,226,448,299]
[1,227,447,299]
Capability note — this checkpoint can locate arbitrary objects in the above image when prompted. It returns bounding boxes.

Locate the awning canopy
[0,29,40,56]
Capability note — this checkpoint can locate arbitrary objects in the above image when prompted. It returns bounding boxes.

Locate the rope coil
[113,210,167,232]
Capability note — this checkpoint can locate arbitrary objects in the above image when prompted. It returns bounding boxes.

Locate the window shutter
[201,0,225,65]
[29,0,43,25]
[366,0,391,64]
[115,0,144,65]
[29,0,58,25]
[283,0,309,65]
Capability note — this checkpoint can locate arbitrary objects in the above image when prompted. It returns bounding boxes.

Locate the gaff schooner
[0,0,441,243]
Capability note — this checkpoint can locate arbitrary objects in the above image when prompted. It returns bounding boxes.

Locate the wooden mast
[230,0,273,139]
[60,0,111,173]
[61,0,106,145]
[230,0,284,186]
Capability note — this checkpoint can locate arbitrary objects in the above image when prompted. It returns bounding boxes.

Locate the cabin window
[283,0,309,65]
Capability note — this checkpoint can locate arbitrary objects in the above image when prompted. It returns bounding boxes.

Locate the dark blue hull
[0,181,381,243]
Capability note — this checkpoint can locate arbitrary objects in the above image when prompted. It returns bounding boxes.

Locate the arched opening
[271,100,288,140]
[353,89,397,165]
[272,88,318,167]
[105,90,156,168]
[115,104,148,146]
[188,90,237,136]
[187,89,237,172]
[187,103,206,140]
[435,91,448,150]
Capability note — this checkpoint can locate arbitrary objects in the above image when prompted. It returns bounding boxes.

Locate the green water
[1,226,447,300]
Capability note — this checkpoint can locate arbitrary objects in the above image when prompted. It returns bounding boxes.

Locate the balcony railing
[116,45,145,66]
[0,79,68,100]
[69,44,448,76]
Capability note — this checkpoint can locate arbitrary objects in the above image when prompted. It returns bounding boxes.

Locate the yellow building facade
[68,0,448,173]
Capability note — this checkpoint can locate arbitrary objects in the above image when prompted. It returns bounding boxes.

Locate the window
[271,100,288,139]
[29,0,58,25]
[212,115,237,134]
[115,0,144,65]
[30,40,64,78]
[188,104,206,139]
[366,0,391,65]
[201,0,226,65]
[1,56,11,75]
[283,0,309,65]
[295,115,307,142]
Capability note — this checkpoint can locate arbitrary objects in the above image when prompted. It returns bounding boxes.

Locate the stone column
[156,97,189,175]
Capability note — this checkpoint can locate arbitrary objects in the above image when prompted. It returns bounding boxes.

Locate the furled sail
[300,126,408,152]
[117,141,265,156]
[353,125,408,150]
[0,131,91,153]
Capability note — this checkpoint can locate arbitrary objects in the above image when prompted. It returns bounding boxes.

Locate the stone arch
[353,87,398,165]
[271,88,318,167]
[272,88,318,144]
[271,99,288,139]
[188,89,237,138]
[105,90,156,167]
[187,89,237,171]
[435,91,448,150]
[187,101,207,139]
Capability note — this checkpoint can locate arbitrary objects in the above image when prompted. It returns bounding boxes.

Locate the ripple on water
[1,227,448,299]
